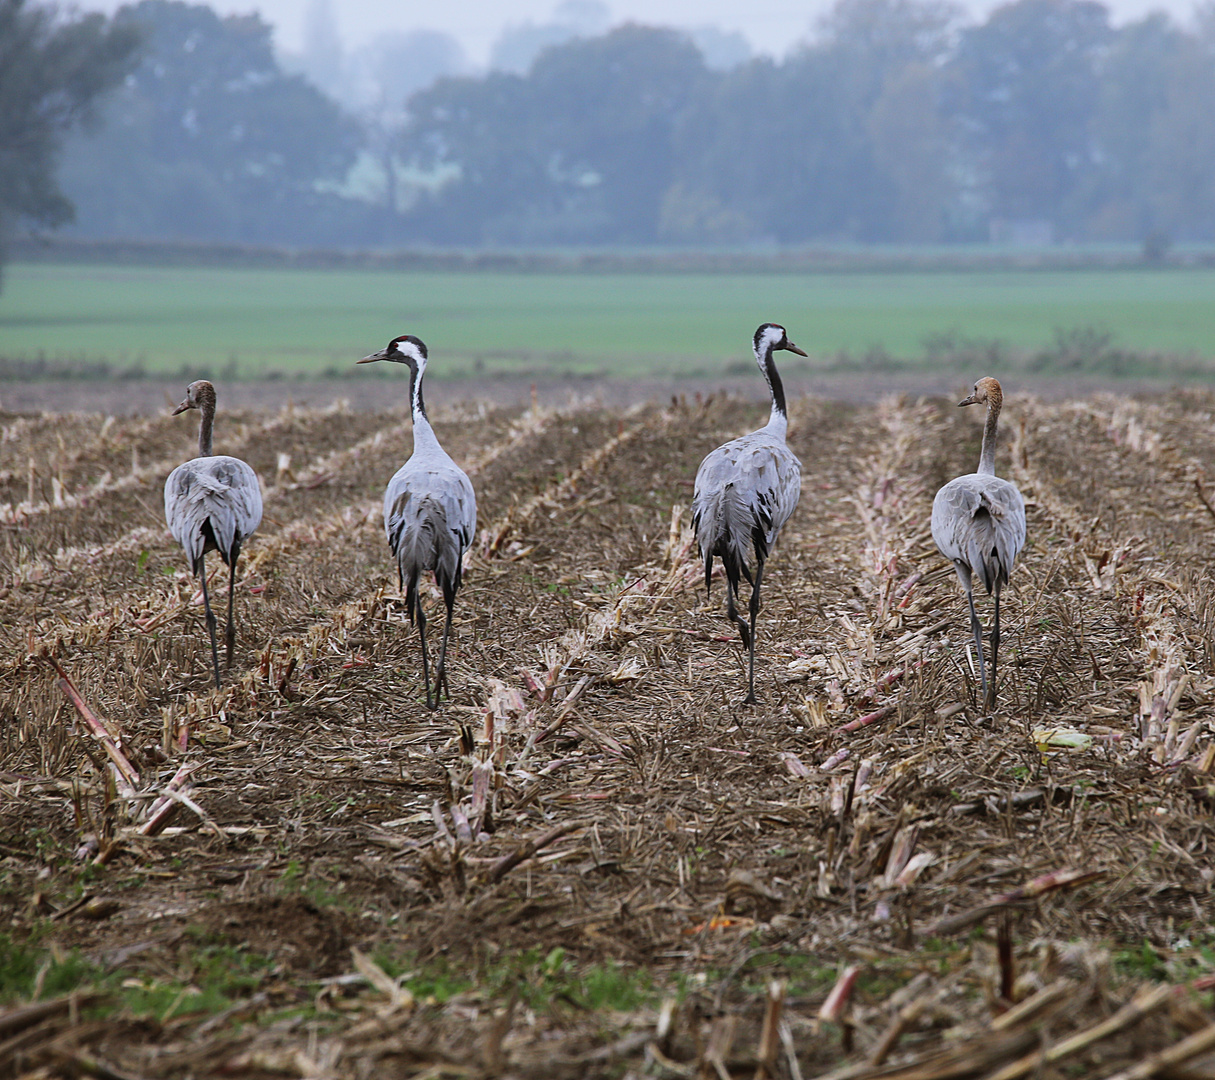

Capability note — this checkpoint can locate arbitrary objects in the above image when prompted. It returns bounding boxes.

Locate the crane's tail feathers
[392,504,469,621]
[750,521,769,564]
[438,547,465,610]
[966,517,1012,596]
[694,485,769,596]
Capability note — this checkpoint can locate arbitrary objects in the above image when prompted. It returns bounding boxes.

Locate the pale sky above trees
[75,0,1207,64]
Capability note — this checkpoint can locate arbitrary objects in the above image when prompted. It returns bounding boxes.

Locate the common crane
[931,377,1026,712]
[164,380,263,689]
[358,335,476,709]
[692,323,806,704]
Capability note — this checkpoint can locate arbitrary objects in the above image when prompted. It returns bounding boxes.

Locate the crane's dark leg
[726,583,750,648]
[198,556,221,690]
[986,587,1001,712]
[224,543,240,669]
[965,587,988,710]
[436,599,455,703]
[744,559,765,705]
[417,600,434,710]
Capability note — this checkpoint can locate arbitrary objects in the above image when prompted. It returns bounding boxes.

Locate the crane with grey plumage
[692,323,806,704]
[164,380,263,689]
[931,376,1026,711]
[358,334,476,709]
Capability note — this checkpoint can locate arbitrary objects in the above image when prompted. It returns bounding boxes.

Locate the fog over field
[0,0,1204,255]
[75,0,1209,62]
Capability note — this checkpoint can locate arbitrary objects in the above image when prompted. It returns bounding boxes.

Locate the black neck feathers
[409,360,426,421]
[761,342,787,418]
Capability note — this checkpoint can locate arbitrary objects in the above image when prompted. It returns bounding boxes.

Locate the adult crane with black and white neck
[931,377,1026,712]
[164,380,263,690]
[692,323,806,704]
[358,334,476,710]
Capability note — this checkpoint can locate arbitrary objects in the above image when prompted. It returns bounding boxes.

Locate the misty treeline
[0,0,139,274]
[7,0,1215,252]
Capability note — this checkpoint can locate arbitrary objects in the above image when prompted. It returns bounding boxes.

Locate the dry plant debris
[1,387,1214,1079]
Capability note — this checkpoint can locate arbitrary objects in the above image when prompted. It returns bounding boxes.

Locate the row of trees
[401,0,1215,245]
[0,0,140,274]
[5,0,1215,254]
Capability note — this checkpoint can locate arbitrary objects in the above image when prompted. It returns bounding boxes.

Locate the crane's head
[753,323,808,359]
[959,377,1003,410]
[358,334,428,371]
[172,380,216,416]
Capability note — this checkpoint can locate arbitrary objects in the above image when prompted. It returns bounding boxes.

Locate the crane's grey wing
[384,458,476,582]
[932,474,1025,592]
[764,446,802,544]
[165,456,262,567]
[692,435,801,558]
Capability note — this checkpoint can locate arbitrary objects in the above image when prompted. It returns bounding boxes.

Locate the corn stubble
[2,387,1215,1077]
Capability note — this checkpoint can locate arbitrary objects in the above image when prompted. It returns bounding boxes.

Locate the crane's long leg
[726,584,750,648]
[417,600,434,710]
[436,599,455,703]
[225,547,239,669]
[965,587,988,709]
[198,556,221,690]
[744,559,765,706]
[986,587,1001,712]
[724,566,747,643]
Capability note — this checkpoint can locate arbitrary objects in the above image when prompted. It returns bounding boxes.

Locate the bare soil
[1,381,1214,1078]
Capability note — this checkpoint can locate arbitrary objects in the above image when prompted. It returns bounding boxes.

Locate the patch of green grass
[3,263,1215,379]
[726,950,842,998]
[1114,940,1169,981]
[717,948,955,1002]
[372,951,472,1005]
[1113,935,1215,984]
[0,933,100,1004]
[277,859,349,910]
[372,946,653,1013]
[0,928,295,1030]
[118,941,276,1020]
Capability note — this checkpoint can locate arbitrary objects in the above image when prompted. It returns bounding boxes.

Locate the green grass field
[2,261,1214,378]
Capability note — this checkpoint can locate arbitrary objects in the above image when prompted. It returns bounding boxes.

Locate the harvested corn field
[2,384,1215,1079]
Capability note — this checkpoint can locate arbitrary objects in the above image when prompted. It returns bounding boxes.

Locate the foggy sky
[78,0,1206,64]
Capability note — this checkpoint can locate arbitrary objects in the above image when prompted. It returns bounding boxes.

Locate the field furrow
[0,397,628,740]
[0,402,529,642]
[0,411,141,508]
[3,390,1214,1080]
[0,399,367,527]
[1011,397,1215,764]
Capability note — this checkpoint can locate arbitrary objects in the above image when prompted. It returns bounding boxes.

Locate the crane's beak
[171,400,191,415]
[958,393,979,407]
[357,348,390,364]
[783,342,808,357]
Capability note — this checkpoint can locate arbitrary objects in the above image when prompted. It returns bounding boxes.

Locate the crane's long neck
[977,398,1000,475]
[758,342,789,439]
[409,362,440,454]
[197,404,215,458]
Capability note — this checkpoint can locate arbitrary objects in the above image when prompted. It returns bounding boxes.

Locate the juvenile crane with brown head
[164,380,263,689]
[931,377,1026,711]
